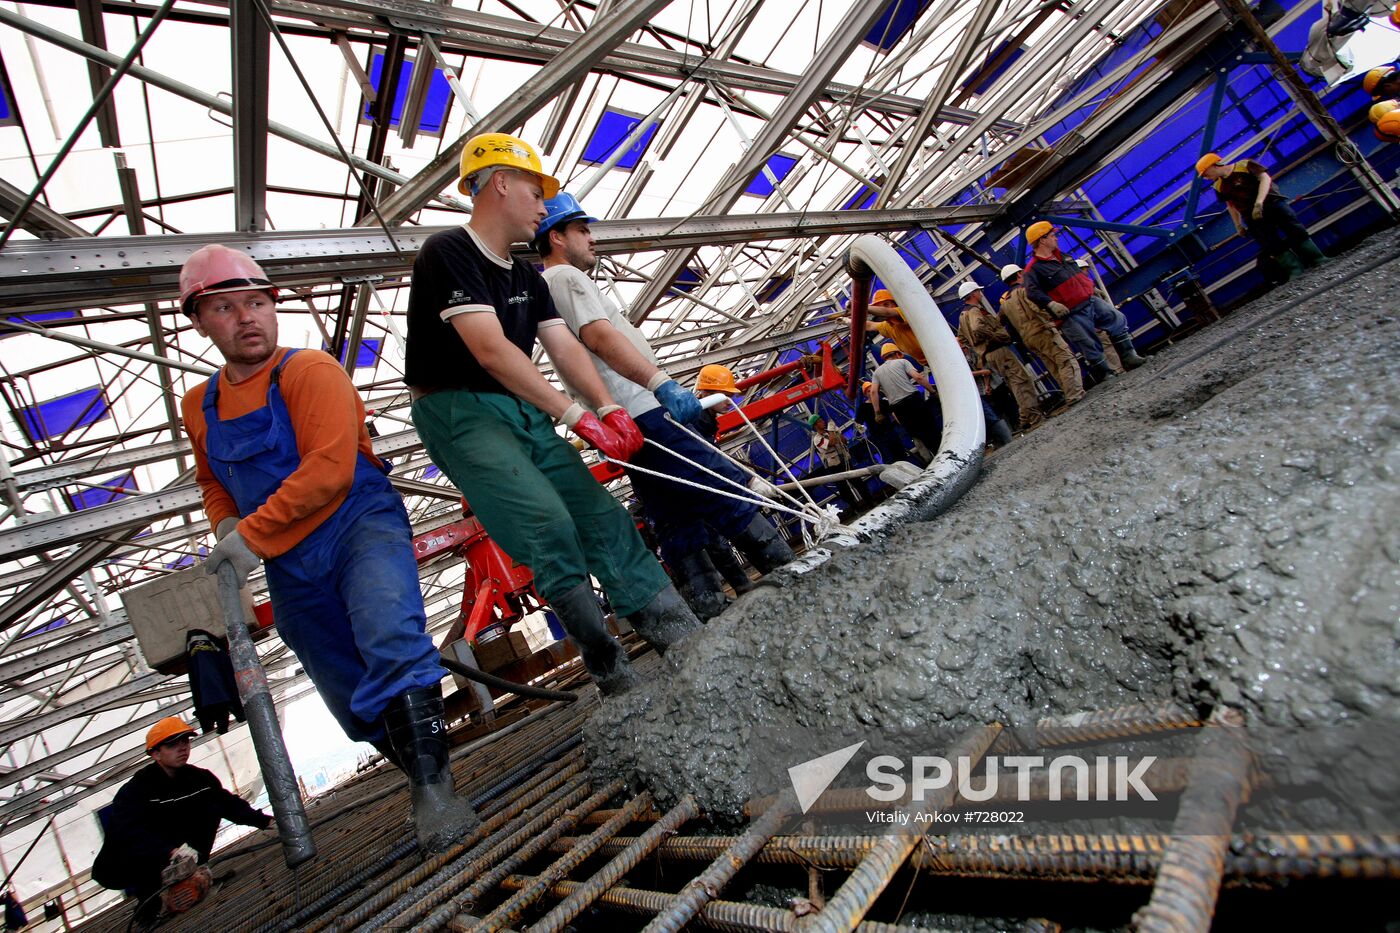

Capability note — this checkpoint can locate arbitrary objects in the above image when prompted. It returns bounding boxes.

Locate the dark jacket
[1023,251,1095,311]
[92,762,270,894]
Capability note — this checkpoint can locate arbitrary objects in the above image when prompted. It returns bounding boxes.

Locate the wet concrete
[587,234,1400,819]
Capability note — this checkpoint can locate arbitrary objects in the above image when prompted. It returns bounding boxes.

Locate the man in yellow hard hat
[534,193,790,618]
[1022,222,1144,382]
[1364,64,1399,99]
[1195,152,1325,284]
[407,134,678,695]
[870,343,941,459]
[92,718,271,928]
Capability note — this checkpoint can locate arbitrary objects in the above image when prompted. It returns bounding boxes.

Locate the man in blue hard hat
[534,192,793,620]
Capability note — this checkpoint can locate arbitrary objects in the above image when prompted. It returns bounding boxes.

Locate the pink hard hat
[179,244,276,316]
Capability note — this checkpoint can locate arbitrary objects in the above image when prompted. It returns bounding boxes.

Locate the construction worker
[1195,153,1326,284]
[870,344,942,457]
[92,718,271,928]
[808,414,871,512]
[1022,222,1145,381]
[178,245,476,853]
[405,135,697,691]
[854,288,927,363]
[533,191,790,618]
[955,281,1046,430]
[999,263,1085,408]
[694,364,739,440]
[1364,64,1400,100]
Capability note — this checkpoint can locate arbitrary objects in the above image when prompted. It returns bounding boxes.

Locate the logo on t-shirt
[506,292,530,305]
[447,289,474,306]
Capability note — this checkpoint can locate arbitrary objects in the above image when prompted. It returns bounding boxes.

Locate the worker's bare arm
[579,319,663,387]
[538,321,619,412]
[448,311,578,419]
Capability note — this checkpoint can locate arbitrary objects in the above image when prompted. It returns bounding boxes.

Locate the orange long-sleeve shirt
[181,347,377,560]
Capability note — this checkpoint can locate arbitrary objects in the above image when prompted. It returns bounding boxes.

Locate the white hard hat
[1000,263,1022,281]
[957,281,982,300]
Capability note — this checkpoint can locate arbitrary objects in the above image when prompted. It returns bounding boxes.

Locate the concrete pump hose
[808,235,984,554]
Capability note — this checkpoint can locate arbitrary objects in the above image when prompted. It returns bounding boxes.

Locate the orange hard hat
[1377,110,1400,139]
[870,288,895,305]
[1368,100,1399,124]
[1363,66,1394,96]
[1195,152,1223,177]
[1025,221,1054,244]
[879,343,902,359]
[179,245,276,316]
[696,364,739,394]
[146,716,196,751]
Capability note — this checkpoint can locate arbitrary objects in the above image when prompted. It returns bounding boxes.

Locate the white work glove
[205,526,260,589]
[747,476,779,500]
[160,844,199,885]
[1047,301,1070,320]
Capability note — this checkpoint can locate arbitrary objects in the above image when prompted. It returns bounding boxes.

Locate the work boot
[626,583,703,651]
[672,551,730,621]
[1111,334,1145,370]
[731,515,795,574]
[1088,359,1116,384]
[1293,238,1326,268]
[372,740,402,770]
[706,540,754,594]
[383,685,481,854]
[1273,250,1304,282]
[987,417,1014,448]
[550,582,642,695]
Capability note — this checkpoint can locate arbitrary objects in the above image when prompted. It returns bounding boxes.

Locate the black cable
[437,654,580,703]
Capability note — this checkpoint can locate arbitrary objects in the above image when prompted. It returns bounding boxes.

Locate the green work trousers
[412,389,668,617]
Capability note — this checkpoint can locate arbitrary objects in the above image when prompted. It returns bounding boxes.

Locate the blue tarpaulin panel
[864,0,932,51]
[361,54,452,134]
[581,109,659,170]
[746,153,799,197]
[18,386,109,443]
[68,471,136,511]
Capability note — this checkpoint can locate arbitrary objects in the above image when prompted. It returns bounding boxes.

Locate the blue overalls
[202,349,442,744]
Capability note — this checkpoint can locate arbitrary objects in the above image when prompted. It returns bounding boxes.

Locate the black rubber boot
[626,583,703,651]
[1293,238,1326,268]
[731,515,794,574]
[1111,334,1145,370]
[671,551,730,621]
[383,685,480,854]
[372,740,402,770]
[706,540,754,594]
[1088,359,1116,384]
[551,582,641,695]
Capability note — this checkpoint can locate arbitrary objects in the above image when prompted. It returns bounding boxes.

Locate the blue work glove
[653,378,703,424]
[205,527,261,589]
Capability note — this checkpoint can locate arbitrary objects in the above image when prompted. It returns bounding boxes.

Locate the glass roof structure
[0,0,1395,916]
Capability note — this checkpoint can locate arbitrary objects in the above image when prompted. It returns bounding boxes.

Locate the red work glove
[563,403,629,461]
[599,406,644,461]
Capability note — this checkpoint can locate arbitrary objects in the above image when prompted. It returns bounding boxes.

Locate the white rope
[600,452,820,526]
[668,417,816,515]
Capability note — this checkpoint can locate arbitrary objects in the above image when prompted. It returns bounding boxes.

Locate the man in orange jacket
[179,244,475,854]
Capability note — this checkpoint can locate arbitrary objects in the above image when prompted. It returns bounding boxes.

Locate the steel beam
[0,207,996,313]
[624,0,893,321]
[0,178,89,239]
[0,625,134,681]
[231,0,270,232]
[370,0,675,225]
[74,0,122,148]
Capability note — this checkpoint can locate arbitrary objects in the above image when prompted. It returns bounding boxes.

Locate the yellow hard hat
[1195,152,1223,177]
[696,364,739,394]
[1378,110,1400,139]
[1368,100,1399,124]
[1026,221,1054,244]
[146,716,196,752]
[861,380,872,391]
[870,288,895,305]
[879,343,902,359]
[1364,66,1394,95]
[458,133,560,198]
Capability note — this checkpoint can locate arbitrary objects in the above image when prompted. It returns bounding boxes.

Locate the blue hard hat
[536,192,597,242]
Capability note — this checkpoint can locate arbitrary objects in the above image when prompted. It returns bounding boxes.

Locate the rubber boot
[1293,238,1326,269]
[550,582,642,695]
[731,515,795,574]
[626,583,703,651]
[372,740,402,770]
[1275,249,1304,282]
[383,685,481,854]
[706,539,754,594]
[671,550,730,621]
[1111,334,1145,370]
[987,417,1014,448]
[1088,359,1116,385]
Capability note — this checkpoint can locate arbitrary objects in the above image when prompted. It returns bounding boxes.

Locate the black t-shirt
[1214,160,1285,212]
[405,226,559,393]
